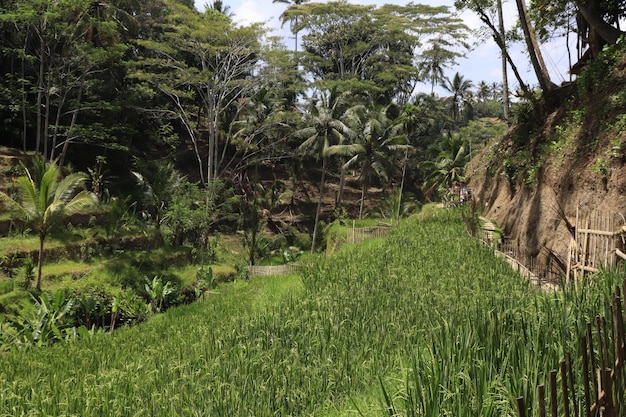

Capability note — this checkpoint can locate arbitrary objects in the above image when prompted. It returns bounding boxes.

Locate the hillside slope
[467,42,626,275]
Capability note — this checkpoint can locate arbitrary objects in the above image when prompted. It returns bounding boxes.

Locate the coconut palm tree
[209,0,234,17]
[476,81,492,103]
[274,0,310,52]
[296,89,355,252]
[421,133,470,200]
[0,156,97,290]
[442,72,474,121]
[328,106,411,219]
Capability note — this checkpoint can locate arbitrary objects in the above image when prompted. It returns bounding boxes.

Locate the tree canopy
[0,0,619,252]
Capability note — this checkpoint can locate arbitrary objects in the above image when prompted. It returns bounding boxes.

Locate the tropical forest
[1,0,626,415]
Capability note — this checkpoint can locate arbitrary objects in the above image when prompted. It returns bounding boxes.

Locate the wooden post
[538,384,547,417]
[581,214,590,282]
[561,360,571,417]
[575,207,579,283]
[610,305,617,366]
[517,397,527,417]
[566,352,578,417]
[602,316,610,370]
[614,287,626,415]
[602,368,614,417]
[615,288,625,363]
[582,336,591,417]
[597,316,606,370]
[550,369,558,417]
[587,322,599,403]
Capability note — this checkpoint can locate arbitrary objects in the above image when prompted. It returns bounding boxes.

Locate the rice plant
[0,210,619,416]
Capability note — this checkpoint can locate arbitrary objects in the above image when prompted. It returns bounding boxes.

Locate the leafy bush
[578,40,625,96]
[0,253,21,278]
[4,290,75,348]
[19,257,34,290]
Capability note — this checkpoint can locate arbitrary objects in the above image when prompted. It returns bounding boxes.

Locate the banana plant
[144,276,176,313]
[5,290,76,348]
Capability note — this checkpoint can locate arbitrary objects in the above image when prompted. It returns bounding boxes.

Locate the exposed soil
[467,77,626,276]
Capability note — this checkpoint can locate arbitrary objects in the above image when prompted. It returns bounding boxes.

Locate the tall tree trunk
[396,149,408,225]
[358,180,366,220]
[474,4,532,98]
[311,157,327,253]
[36,37,45,154]
[21,38,28,152]
[575,0,623,46]
[207,102,217,184]
[58,85,85,167]
[515,0,554,93]
[43,79,51,160]
[36,232,45,290]
[497,0,510,122]
[336,162,347,209]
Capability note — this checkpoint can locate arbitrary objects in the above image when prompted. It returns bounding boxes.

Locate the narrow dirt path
[479,216,560,291]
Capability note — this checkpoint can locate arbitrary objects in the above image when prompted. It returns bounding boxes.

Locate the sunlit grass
[0,210,620,416]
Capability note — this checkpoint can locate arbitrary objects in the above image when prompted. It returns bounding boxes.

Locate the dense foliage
[0,0,506,206]
[0,211,620,415]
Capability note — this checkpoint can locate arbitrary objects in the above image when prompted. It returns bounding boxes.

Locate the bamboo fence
[346,226,390,244]
[248,264,302,277]
[517,279,626,417]
[567,209,626,285]
[482,209,626,286]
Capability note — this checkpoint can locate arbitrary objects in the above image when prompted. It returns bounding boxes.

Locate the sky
[195,0,575,95]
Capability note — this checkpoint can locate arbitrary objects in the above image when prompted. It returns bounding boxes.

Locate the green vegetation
[1,0,626,413]
[0,156,98,289]
[0,211,620,415]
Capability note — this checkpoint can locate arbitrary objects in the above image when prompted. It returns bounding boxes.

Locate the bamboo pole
[567,352,578,417]
[561,360,571,417]
[538,384,547,417]
[597,316,606,370]
[615,288,625,363]
[614,287,625,415]
[603,368,614,417]
[550,369,558,417]
[582,336,591,417]
[603,211,607,261]
[610,305,617,366]
[517,397,527,417]
[575,207,580,283]
[581,214,590,282]
[588,322,599,403]
[602,316,610,371]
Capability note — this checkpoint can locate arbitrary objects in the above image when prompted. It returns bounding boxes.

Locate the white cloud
[232,0,282,28]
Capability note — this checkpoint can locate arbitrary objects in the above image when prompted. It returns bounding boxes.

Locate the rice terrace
[3,0,626,414]
[0,209,623,415]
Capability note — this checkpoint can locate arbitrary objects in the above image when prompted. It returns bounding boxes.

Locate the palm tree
[296,89,355,252]
[476,81,491,103]
[418,41,447,95]
[442,72,473,121]
[328,106,411,219]
[0,156,98,290]
[274,0,310,52]
[131,161,184,233]
[421,133,470,200]
[209,0,234,17]
[490,82,503,101]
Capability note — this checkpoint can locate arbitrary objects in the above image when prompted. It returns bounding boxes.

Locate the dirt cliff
[467,45,626,277]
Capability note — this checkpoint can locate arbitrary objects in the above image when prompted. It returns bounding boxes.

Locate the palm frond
[64,191,98,215]
[55,173,88,203]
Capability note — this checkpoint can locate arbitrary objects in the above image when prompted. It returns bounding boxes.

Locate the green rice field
[0,210,621,416]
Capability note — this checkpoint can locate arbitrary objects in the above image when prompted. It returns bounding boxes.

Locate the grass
[0,210,621,416]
